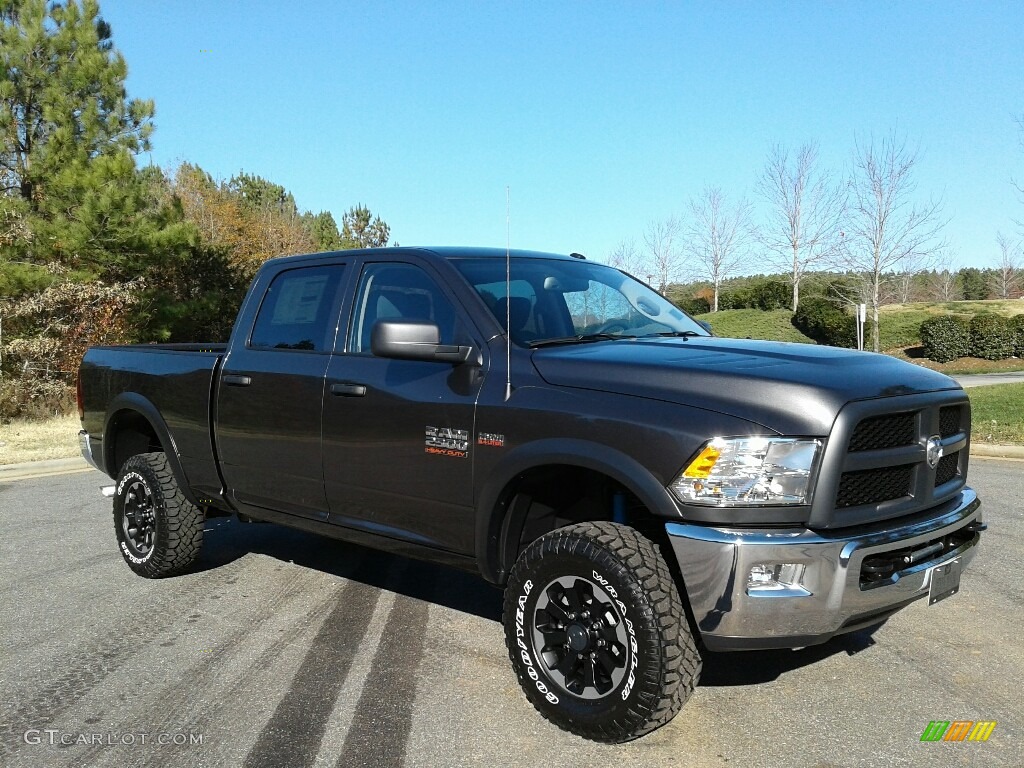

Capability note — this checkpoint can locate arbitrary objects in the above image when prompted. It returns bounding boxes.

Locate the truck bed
[79,344,226,500]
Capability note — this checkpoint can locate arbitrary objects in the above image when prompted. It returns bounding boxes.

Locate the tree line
[608,133,1023,353]
[0,1,390,419]
[1,1,1021,419]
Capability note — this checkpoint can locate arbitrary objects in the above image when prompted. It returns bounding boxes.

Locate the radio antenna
[505,186,512,401]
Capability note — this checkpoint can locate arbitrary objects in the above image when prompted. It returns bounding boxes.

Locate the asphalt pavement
[0,463,1021,768]
[952,371,1024,388]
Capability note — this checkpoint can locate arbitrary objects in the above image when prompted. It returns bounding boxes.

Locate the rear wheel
[113,452,203,578]
[503,521,701,742]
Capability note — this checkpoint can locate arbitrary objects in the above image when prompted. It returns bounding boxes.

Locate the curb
[0,457,93,483]
[969,443,1024,460]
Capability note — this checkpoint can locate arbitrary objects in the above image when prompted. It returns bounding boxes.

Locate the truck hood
[530,337,960,435]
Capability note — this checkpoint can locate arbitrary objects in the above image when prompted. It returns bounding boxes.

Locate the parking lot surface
[1,460,1020,767]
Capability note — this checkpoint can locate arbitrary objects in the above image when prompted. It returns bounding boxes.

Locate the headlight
[670,437,822,507]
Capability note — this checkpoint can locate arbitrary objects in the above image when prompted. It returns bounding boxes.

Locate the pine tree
[1,0,154,216]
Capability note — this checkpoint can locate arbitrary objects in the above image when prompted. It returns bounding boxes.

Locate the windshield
[451,257,709,347]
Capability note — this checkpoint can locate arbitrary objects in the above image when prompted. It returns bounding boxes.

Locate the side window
[474,278,541,344]
[249,266,343,352]
[349,263,457,354]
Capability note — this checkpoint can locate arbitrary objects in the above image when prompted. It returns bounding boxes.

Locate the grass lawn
[968,383,1024,444]
[696,300,1024,375]
[694,309,814,344]
[876,310,934,351]
[0,414,81,465]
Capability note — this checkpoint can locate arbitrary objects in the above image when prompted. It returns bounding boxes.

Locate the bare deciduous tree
[836,133,946,351]
[756,142,846,311]
[643,217,682,292]
[929,258,962,302]
[607,239,648,280]
[990,231,1022,299]
[886,248,940,305]
[684,187,754,312]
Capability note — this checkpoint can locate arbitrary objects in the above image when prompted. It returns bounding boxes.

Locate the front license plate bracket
[928,557,961,605]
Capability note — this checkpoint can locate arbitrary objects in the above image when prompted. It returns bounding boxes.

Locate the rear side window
[250,266,343,351]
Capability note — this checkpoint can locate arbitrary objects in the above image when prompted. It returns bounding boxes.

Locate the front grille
[836,465,913,508]
[815,393,971,529]
[939,406,962,438]
[935,452,960,486]
[848,412,916,452]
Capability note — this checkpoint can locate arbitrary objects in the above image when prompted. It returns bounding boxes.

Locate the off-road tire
[503,521,701,742]
[113,452,203,578]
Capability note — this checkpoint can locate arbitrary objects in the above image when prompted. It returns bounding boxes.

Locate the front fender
[474,438,680,584]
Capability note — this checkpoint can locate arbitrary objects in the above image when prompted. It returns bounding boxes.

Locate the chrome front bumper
[667,488,982,651]
[78,430,102,472]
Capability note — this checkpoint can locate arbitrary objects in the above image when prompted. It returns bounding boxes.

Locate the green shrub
[717,288,751,310]
[751,280,791,311]
[676,296,710,316]
[920,315,971,363]
[717,279,790,311]
[969,313,1017,360]
[792,297,866,348]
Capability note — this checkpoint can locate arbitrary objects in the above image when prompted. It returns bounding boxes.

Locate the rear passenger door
[321,258,486,553]
[216,262,348,519]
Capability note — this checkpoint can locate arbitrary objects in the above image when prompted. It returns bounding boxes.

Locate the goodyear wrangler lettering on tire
[502,521,701,743]
[590,569,639,700]
[515,579,559,704]
[117,472,144,496]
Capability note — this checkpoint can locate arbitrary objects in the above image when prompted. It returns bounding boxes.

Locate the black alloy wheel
[532,576,629,699]
[120,478,157,559]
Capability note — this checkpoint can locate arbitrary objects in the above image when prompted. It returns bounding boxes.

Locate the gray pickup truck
[78,246,984,742]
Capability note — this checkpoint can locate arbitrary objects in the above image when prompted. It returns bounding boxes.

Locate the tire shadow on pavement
[193,515,504,622]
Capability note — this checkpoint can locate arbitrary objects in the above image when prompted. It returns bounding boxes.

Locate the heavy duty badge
[425,426,470,458]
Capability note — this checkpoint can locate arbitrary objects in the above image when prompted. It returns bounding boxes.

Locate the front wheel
[113,452,204,578]
[503,521,701,742]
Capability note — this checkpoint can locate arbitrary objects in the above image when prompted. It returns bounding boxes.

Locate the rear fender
[103,393,199,507]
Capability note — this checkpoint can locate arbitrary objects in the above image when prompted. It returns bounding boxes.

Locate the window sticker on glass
[271,275,328,325]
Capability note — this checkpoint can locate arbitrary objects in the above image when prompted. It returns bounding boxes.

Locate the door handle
[222,374,252,387]
[330,382,367,397]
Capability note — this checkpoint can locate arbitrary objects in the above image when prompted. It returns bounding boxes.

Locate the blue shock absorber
[612,492,627,524]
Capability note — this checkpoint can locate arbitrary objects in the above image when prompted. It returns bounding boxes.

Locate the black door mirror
[370,321,476,364]
[696,320,713,335]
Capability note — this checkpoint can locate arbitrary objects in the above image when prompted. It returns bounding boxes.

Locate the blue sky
[100,1,1022,271]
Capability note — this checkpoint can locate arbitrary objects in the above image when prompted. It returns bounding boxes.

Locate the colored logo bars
[920,721,996,742]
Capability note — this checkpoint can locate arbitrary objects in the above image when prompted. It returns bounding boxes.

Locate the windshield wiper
[646,330,704,338]
[527,333,636,348]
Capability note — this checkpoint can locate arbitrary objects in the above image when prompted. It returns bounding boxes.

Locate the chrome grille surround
[809,390,970,529]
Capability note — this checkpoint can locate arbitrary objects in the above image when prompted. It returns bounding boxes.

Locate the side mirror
[696,320,713,335]
[370,321,476,364]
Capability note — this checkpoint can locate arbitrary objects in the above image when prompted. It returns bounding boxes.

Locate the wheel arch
[474,438,681,584]
[102,393,199,506]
